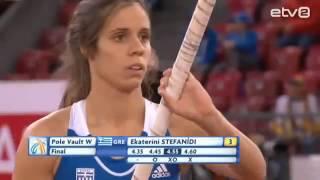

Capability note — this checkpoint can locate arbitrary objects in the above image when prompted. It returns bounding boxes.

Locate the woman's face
[89,3,151,92]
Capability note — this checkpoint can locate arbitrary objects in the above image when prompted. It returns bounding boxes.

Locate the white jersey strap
[69,100,89,136]
[143,99,158,135]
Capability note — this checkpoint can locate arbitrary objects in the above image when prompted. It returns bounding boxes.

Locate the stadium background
[1,0,320,179]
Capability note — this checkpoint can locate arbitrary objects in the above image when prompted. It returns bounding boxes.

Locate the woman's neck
[85,81,145,127]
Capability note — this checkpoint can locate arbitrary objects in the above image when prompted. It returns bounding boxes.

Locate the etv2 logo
[29,137,47,155]
[271,7,310,19]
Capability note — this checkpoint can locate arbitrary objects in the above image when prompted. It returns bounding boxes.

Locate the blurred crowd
[195,0,320,179]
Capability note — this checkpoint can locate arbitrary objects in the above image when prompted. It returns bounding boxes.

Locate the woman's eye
[113,34,125,42]
[140,33,150,42]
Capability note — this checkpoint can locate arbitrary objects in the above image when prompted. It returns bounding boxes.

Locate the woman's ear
[80,47,95,61]
[80,47,89,58]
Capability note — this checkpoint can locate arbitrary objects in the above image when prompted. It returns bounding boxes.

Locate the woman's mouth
[129,65,143,70]
[128,63,145,71]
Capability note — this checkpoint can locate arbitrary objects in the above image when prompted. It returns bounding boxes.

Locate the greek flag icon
[97,137,112,146]
[76,168,95,180]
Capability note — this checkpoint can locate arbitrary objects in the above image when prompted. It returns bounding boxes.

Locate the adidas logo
[151,164,171,179]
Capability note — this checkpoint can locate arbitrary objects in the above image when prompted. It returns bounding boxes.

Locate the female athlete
[13,0,266,179]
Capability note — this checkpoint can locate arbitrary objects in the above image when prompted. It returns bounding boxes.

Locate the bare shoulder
[13,107,71,180]
[169,114,208,137]
[26,107,70,137]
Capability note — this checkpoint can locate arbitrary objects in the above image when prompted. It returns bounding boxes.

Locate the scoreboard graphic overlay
[29,136,240,164]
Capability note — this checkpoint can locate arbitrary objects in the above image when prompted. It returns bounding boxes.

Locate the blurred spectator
[196,27,219,85]
[39,27,66,53]
[222,12,259,72]
[277,0,320,49]
[39,26,67,73]
[16,49,58,79]
[198,28,218,66]
[271,75,319,153]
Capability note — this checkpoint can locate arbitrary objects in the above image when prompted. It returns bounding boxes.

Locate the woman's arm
[159,69,266,179]
[197,110,266,180]
[13,109,69,180]
[13,121,56,180]
[171,111,266,180]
